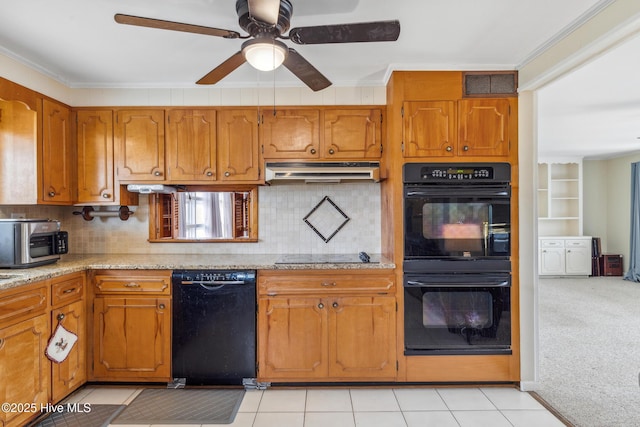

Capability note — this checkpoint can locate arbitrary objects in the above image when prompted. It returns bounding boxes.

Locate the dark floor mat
[30,404,125,427]
[110,388,245,425]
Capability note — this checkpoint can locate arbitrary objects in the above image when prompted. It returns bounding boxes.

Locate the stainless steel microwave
[0,219,68,268]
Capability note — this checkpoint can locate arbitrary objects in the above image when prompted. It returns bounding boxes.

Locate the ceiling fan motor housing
[236,0,292,37]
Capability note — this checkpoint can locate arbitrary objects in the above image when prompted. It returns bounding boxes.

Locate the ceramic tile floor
[65,385,567,427]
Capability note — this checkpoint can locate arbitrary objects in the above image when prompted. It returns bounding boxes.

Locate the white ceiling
[1,0,637,159]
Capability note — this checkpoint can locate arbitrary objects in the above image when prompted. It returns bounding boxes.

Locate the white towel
[46,323,78,363]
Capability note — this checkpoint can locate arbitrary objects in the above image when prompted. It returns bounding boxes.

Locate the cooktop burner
[275,253,378,264]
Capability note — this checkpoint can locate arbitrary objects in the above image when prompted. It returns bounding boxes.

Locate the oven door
[403,273,511,355]
[404,185,510,262]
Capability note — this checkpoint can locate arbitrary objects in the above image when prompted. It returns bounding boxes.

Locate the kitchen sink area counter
[0,253,395,291]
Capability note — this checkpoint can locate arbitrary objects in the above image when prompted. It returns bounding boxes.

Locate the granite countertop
[0,253,395,291]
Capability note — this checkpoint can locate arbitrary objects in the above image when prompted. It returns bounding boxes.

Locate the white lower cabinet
[539,237,592,276]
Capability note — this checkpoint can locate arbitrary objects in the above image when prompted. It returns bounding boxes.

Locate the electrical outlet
[11,213,26,219]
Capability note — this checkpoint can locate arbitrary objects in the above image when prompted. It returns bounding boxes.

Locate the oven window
[404,284,511,355]
[405,195,510,258]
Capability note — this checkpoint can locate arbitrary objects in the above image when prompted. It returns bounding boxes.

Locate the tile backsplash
[0,183,381,255]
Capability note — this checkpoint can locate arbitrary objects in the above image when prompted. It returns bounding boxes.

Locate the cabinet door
[328,296,396,379]
[323,109,382,159]
[76,110,115,203]
[261,109,321,159]
[166,109,217,181]
[458,99,510,156]
[51,299,86,402]
[258,297,327,380]
[0,314,49,427]
[42,99,73,204]
[539,247,565,275]
[93,296,171,381]
[565,247,591,275]
[116,109,165,181]
[217,110,260,182]
[403,101,456,157]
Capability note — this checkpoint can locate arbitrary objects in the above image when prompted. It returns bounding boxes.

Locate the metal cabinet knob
[159,303,166,309]
[48,191,55,197]
[446,146,453,152]
[332,302,339,308]
[318,303,324,309]
[310,148,317,155]
[328,148,335,155]
[206,171,213,176]
[57,313,65,321]
[224,171,231,177]
[154,171,162,176]
[102,193,111,198]
[463,145,469,151]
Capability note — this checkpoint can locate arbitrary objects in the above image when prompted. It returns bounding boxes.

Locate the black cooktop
[275,253,378,264]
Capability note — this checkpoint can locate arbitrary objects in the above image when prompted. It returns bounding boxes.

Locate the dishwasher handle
[181,280,247,286]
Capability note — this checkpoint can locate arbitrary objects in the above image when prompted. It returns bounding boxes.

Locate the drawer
[51,272,84,307]
[259,270,395,295]
[93,270,171,295]
[564,239,590,248]
[539,239,564,248]
[0,283,47,326]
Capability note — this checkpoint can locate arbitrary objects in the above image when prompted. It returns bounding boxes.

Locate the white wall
[583,160,609,251]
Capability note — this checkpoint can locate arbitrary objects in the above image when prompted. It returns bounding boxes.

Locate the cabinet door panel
[458,99,509,156]
[217,110,260,182]
[51,300,86,402]
[258,297,327,379]
[403,101,455,157]
[76,110,115,203]
[42,99,73,204]
[93,297,170,380]
[116,109,165,181]
[539,247,565,275]
[167,109,217,181]
[329,296,396,379]
[261,109,320,159]
[0,314,49,427]
[565,247,591,275]
[323,109,381,159]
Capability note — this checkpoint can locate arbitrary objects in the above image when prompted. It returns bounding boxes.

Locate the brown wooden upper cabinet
[261,109,321,159]
[76,110,116,204]
[115,109,165,181]
[403,99,510,158]
[261,108,382,160]
[41,99,74,204]
[166,109,217,182]
[217,109,261,182]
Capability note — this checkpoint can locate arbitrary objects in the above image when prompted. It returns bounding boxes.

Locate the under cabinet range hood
[265,162,381,183]
[126,184,177,194]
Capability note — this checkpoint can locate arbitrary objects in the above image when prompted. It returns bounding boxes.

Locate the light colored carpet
[537,276,640,427]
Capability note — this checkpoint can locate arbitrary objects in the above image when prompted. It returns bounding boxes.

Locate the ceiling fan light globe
[242,40,287,71]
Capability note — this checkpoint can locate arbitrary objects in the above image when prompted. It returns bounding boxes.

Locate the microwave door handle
[406,280,510,288]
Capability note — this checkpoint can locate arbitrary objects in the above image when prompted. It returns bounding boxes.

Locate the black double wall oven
[403,163,512,355]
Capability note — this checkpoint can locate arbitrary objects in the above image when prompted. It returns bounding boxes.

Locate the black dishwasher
[172,270,256,386]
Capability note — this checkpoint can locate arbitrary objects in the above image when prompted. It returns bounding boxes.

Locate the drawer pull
[158,303,166,309]
[321,282,337,287]
[57,313,65,321]
[124,282,141,288]
[62,288,76,294]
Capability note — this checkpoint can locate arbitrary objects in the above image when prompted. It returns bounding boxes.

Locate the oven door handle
[405,187,510,198]
[406,280,510,288]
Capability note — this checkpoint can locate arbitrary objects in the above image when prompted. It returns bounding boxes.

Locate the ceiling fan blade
[283,49,331,92]
[114,14,241,39]
[289,20,400,44]
[196,51,246,85]
[247,0,281,25]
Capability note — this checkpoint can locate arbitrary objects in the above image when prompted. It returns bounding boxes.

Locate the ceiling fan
[114,0,400,91]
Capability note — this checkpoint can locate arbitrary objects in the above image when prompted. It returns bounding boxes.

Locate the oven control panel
[403,163,511,183]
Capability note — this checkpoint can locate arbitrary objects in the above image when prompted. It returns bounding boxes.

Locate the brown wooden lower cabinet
[257,271,397,382]
[0,313,50,427]
[50,299,86,402]
[92,296,171,381]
